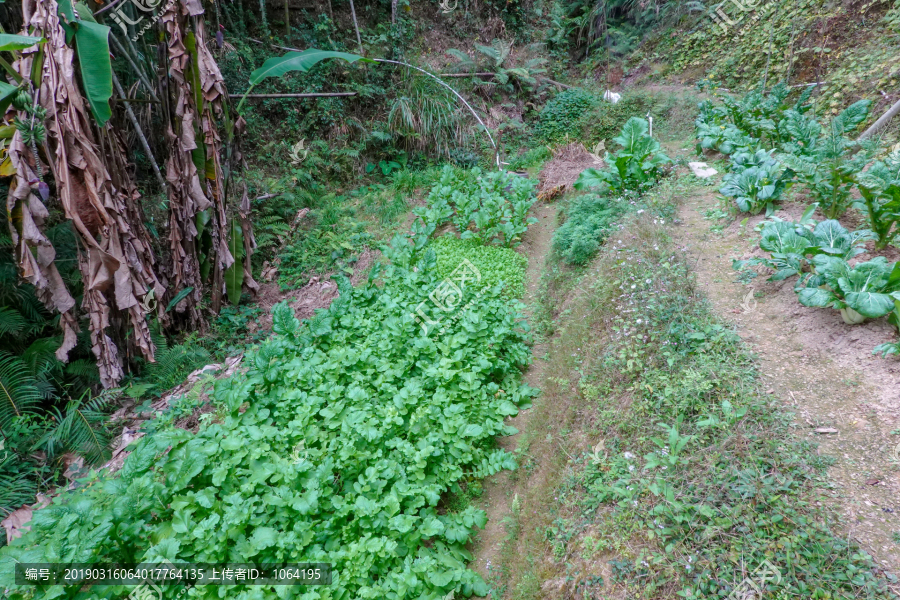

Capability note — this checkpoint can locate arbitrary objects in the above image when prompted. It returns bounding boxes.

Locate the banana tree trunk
[11,0,165,388]
[161,0,256,320]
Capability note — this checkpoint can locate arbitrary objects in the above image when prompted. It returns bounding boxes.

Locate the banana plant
[237,49,373,113]
[223,218,244,305]
[0,34,44,112]
[57,2,113,125]
[855,145,900,249]
[797,256,900,324]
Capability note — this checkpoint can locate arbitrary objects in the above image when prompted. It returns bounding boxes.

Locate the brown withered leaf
[20,0,164,386]
[162,3,239,316]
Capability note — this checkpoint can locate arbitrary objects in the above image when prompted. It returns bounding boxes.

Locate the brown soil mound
[538,143,601,195]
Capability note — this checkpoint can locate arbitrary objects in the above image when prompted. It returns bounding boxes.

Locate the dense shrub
[553,194,631,265]
[534,89,600,143]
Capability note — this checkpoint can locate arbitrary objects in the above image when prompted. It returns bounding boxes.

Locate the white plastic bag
[603,90,621,104]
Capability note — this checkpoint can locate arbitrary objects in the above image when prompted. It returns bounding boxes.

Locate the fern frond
[145,343,211,391]
[0,353,42,431]
[446,49,476,73]
[65,359,101,382]
[0,307,27,338]
[42,392,116,465]
[474,44,501,68]
[0,468,37,516]
[22,337,64,380]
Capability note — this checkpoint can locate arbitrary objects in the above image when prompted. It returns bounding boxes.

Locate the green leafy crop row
[695,82,897,228]
[736,215,900,354]
[413,166,538,248]
[430,235,528,299]
[0,230,539,599]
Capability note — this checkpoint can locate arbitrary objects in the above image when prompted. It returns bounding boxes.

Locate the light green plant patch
[429,235,528,299]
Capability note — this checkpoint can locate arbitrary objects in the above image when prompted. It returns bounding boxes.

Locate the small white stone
[689,161,718,178]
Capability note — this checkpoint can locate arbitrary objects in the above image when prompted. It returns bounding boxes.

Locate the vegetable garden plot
[0,239,539,600]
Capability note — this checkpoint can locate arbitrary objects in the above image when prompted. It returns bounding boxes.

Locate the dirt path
[675,186,900,574]
[469,200,556,582]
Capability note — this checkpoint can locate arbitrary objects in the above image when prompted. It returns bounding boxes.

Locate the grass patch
[492,176,898,599]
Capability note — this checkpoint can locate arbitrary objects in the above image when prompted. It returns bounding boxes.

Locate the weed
[496,176,896,599]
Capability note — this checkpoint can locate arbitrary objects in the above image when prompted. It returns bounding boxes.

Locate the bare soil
[470,199,556,579]
[675,187,900,574]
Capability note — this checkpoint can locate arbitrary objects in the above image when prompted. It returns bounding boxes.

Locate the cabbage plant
[734,219,873,283]
[575,117,671,193]
[797,256,900,324]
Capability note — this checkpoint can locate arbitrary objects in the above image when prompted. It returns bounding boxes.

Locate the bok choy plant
[796,256,900,324]
[575,117,671,194]
[734,218,873,284]
[856,145,900,250]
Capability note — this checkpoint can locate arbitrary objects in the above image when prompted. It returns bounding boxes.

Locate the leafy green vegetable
[429,235,528,298]
[575,117,670,194]
[416,166,538,247]
[0,235,539,600]
[775,100,874,219]
[553,193,632,265]
[719,164,787,214]
[797,256,900,324]
[856,145,900,249]
[734,219,873,283]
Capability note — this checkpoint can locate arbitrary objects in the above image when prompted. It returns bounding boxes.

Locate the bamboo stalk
[229,92,357,98]
[349,0,363,54]
[111,72,166,189]
[110,34,160,103]
[859,98,900,141]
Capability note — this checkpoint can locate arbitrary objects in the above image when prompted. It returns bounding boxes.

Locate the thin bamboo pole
[111,72,166,189]
[229,92,357,98]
